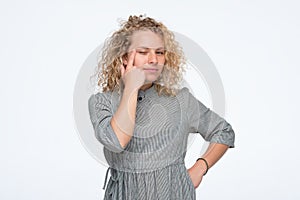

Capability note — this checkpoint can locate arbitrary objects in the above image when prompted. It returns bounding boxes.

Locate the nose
[148,51,158,64]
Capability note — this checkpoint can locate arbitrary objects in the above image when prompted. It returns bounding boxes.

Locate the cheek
[158,56,166,64]
[134,56,147,67]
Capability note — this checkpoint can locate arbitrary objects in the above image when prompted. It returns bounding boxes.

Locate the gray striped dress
[88,83,235,200]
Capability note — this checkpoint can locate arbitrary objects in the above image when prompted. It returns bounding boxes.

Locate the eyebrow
[136,46,165,50]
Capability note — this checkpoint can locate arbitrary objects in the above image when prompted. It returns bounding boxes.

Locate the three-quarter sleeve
[186,88,235,148]
[88,93,125,153]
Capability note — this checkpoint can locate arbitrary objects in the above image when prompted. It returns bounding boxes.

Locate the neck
[139,82,154,91]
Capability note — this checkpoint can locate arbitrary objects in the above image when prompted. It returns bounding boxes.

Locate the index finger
[126,49,136,70]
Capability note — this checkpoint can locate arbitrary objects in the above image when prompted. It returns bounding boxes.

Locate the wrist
[196,158,209,176]
[123,85,138,95]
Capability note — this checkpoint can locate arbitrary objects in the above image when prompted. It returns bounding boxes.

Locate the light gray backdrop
[1,0,299,199]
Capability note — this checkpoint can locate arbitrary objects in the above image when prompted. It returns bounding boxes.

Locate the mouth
[143,68,159,72]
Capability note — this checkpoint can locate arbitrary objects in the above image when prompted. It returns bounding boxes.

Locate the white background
[1,0,299,199]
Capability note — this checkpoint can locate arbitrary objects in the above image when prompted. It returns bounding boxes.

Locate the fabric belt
[102,167,111,190]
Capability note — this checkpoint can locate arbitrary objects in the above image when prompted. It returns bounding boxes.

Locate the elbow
[209,124,235,148]
[94,126,126,153]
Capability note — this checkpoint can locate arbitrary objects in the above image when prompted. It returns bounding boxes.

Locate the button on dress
[88,84,235,200]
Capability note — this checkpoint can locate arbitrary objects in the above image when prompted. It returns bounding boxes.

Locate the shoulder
[179,87,190,94]
[167,87,196,108]
[175,87,193,100]
[88,91,114,106]
[176,87,206,108]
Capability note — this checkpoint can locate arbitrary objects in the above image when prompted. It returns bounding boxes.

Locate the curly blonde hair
[92,14,186,96]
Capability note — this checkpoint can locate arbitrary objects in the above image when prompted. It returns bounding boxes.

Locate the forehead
[129,30,164,49]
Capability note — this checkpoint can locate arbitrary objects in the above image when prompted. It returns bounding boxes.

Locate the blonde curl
[91,15,186,96]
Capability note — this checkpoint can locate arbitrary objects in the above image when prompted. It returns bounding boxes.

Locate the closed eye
[156,51,164,55]
[137,51,148,55]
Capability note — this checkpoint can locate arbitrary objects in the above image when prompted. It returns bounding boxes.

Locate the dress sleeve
[88,93,126,153]
[186,88,235,148]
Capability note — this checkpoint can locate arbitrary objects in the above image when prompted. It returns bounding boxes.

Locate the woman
[88,15,235,200]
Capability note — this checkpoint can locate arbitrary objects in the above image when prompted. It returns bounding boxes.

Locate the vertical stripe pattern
[88,84,235,199]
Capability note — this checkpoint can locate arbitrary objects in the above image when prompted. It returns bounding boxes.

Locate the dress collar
[137,83,156,102]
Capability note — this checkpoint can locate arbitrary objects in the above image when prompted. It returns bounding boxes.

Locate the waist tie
[102,159,185,199]
[102,167,124,200]
[102,167,111,190]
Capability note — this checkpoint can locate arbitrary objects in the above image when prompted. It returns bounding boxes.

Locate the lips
[144,68,158,72]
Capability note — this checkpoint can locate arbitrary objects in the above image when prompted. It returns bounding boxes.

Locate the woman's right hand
[120,49,146,91]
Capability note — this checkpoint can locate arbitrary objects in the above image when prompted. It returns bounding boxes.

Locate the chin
[145,76,159,83]
[146,78,157,83]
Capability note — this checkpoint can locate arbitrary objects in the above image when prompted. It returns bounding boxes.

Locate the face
[124,30,165,83]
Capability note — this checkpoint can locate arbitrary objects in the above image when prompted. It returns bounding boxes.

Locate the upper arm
[186,88,235,148]
[88,93,126,153]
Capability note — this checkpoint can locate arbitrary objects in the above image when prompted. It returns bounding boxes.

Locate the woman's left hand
[187,161,207,188]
